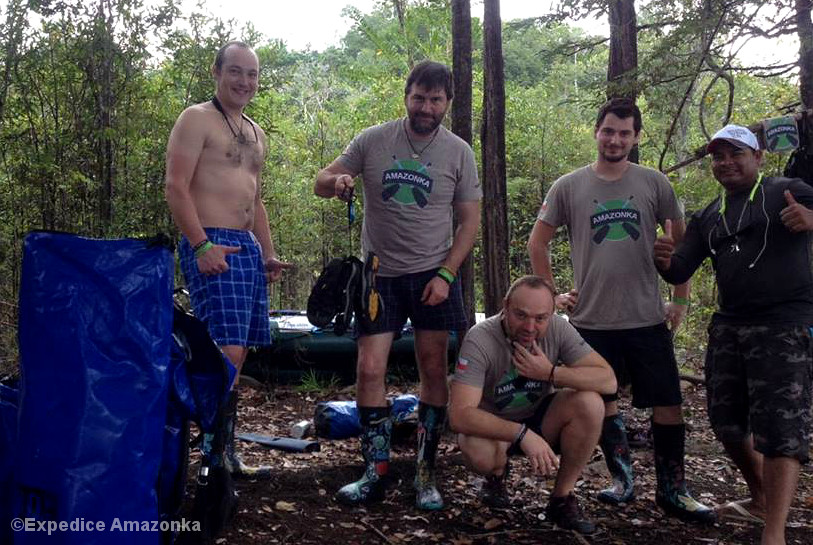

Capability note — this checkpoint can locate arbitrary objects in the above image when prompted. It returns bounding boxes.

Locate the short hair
[504,275,555,305]
[213,41,253,72]
[404,61,454,101]
[595,97,642,134]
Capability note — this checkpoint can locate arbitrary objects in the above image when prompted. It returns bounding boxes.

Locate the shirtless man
[165,41,290,477]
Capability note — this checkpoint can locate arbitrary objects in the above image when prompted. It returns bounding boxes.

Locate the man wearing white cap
[654,124,813,545]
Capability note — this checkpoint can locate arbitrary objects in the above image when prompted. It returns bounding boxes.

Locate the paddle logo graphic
[494,367,547,411]
[590,196,641,243]
[381,156,433,208]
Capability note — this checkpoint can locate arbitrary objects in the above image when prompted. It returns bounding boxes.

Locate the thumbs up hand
[780,189,813,233]
[653,219,676,271]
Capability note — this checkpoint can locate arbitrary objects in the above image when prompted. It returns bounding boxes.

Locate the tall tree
[797,0,813,108]
[451,0,475,327]
[481,0,509,316]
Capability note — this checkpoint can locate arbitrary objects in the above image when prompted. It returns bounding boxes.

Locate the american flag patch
[456,357,469,372]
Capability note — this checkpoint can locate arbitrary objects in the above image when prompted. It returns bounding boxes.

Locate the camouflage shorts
[705,323,813,463]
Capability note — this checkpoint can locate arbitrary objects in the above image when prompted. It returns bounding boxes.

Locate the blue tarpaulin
[12,232,174,545]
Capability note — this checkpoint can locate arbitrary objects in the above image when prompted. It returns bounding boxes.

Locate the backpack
[307,256,363,336]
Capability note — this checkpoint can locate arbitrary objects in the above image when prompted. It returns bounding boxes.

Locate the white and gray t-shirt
[538,164,682,329]
[339,119,481,277]
[453,314,592,422]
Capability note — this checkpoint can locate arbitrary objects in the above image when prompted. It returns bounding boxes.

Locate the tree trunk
[607,0,639,163]
[797,0,813,109]
[481,0,509,317]
[451,0,476,330]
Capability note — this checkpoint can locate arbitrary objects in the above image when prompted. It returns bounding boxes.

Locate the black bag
[307,256,363,336]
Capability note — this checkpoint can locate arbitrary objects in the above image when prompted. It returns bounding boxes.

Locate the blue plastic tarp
[13,232,174,545]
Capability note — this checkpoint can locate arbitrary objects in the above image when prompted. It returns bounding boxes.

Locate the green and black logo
[494,367,546,411]
[381,156,433,208]
[591,196,641,243]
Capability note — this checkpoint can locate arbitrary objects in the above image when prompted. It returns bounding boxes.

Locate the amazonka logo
[590,196,641,243]
[381,157,433,208]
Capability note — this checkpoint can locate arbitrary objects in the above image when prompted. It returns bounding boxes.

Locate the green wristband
[194,240,214,258]
[672,296,690,306]
[436,267,455,284]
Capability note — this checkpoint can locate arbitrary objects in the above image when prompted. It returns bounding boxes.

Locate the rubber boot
[653,421,716,523]
[597,414,635,504]
[336,406,391,505]
[414,402,445,510]
[224,391,272,479]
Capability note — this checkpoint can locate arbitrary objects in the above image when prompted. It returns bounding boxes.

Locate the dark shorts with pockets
[357,268,469,336]
[575,323,682,409]
[705,322,812,463]
[506,392,560,455]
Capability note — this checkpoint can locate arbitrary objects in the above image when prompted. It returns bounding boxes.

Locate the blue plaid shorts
[179,228,271,347]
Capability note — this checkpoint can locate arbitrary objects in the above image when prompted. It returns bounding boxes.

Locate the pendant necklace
[211,96,257,145]
[718,173,764,253]
[404,119,440,159]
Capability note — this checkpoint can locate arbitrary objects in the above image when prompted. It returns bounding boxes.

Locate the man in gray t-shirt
[450,276,616,535]
[527,98,714,523]
[315,61,481,511]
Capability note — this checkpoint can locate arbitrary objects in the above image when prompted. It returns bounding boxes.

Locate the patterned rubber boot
[653,422,716,523]
[336,406,392,505]
[597,414,635,504]
[224,391,273,479]
[414,402,446,511]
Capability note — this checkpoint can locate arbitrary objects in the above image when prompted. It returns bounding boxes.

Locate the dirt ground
[199,376,813,545]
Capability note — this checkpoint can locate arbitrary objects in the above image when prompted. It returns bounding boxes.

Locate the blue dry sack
[313,394,419,439]
[12,232,174,545]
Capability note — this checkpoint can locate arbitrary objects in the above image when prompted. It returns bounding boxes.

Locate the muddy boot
[546,493,597,535]
[481,459,510,508]
[653,422,716,524]
[336,406,391,505]
[414,402,445,510]
[224,391,272,479]
[597,414,635,504]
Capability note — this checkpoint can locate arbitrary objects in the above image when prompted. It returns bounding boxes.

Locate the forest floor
[200,362,813,545]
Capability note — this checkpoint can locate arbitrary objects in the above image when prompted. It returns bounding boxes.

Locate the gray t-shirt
[452,313,592,422]
[538,164,682,329]
[339,119,481,277]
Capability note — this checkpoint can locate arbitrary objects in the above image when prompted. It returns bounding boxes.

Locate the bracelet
[672,296,690,306]
[511,423,528,450]
[194,240,214,258]
[548,365,556,387]
[436,266,456,284]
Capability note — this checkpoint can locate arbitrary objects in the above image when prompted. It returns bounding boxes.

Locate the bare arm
[314,158,357,201]
[663,218,690,330]
[527,220,557,286]
[421,199,480,306]
[449,380,559,475]
[165,108,207,246]
[512,342,617,395]
[527,220,578,311]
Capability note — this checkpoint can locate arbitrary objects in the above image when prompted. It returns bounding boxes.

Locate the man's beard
[599,149,628,163]
[409,112,442,135]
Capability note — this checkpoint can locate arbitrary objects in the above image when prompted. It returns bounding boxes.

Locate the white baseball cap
[707,124,759,152]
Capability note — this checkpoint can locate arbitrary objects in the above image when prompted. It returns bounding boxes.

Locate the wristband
[194,240,214,258]
[436,266,456,284]
[672,296,690,306]
[548,365,556,387]
[511,423,528,451]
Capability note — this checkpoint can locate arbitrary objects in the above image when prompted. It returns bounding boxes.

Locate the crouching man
[449,276,616,534]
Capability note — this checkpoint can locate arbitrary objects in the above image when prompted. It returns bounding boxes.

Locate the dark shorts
[356,268,468,336]
[507,392,560,456]
[705,323,812,463]
[179,228,271,348]
[575,323,682,409]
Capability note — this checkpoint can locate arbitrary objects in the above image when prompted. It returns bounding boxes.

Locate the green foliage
[0,0,803,376]
[296,368,341,394]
